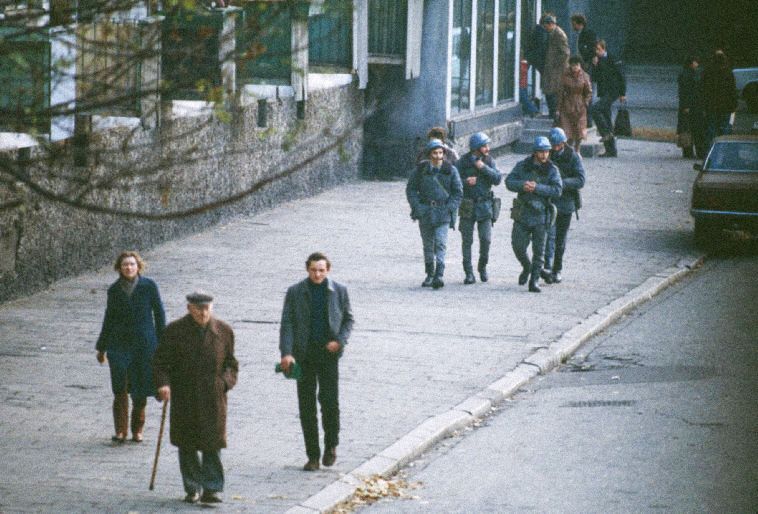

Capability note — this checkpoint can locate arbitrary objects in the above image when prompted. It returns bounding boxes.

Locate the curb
[286,254,705,514]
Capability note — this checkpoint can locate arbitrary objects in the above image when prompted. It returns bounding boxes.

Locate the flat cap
[540,14,556,24]
[186,291,213,305]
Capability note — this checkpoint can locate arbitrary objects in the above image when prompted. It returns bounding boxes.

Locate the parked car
[691,135,758,248]
[733,67,758,113]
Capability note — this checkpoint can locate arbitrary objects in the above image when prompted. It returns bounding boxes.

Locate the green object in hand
[275,361,302,380]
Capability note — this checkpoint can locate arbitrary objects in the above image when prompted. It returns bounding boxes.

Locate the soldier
[456,132,502,284]
[153,292,238,504]
[406,139,463,289]
[505,137,562,293]
[542,128,585,285]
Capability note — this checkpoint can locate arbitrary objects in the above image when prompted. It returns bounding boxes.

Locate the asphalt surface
[362,256,758,513]
[0,139,700,513]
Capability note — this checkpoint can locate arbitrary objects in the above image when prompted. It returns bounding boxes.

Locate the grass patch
[631,126,677,142]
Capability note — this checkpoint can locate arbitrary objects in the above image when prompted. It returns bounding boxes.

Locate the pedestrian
[542,128,585,285]
[456,132,502,284]
[406,139,463,289]
[590,39,626,157]
[570,13,597,72]
[505,136,562,293]
[96,251,165,444]
[153,291,238,504]
[701,49,737,151]
[557,55,592,152]
[677,55,705,158]
[279,252,354,471]
[416,126,459,164]
[539,14,570,121]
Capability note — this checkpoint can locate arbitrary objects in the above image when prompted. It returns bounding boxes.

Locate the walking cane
[149,399,168,491]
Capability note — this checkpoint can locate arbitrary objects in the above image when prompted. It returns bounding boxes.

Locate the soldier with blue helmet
[456,132,502,284]
[406,139,463,289]
[505,136,563,292]
[542,127,585,284]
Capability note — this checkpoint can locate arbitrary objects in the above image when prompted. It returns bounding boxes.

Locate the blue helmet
[549,127,567,145]
[533,136,551,151]
[469,132,491,151]
[426,138,445,154]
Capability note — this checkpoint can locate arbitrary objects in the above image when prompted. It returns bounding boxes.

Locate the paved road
[0,139,698,512]
[362,255,758,513]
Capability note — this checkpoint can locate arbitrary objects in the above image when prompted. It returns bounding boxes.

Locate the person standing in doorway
[96,251,165,444]
[279,252,354,471]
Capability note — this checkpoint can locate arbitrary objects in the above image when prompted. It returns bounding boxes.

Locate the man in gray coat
[279,252,354,471]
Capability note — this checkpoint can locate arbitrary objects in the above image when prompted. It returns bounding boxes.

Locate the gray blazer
[279,277,354,361]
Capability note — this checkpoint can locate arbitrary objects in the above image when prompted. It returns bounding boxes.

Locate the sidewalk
[0,139,699,513]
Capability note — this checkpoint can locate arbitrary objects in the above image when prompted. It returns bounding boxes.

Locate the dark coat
[591,53,626,99]
[677,66,704,135]
[526,24,549,73]
[153,315,238,451]
[456,151,502,221]
[505,156,563,227]
[279,277,354,363]
[701,64,737,115]
[96,276,165,353]
[549,146,585,214]
[577,27,597,66]
[406,160,463,228]
[96,276,165,398]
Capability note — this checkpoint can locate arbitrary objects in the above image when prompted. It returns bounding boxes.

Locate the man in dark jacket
[279,252,354,471]
[542,128,585,285]
[590,40,626,157]
[702,50,737,150]
[456,132,502,284]
[406,139,463,289]
[570,13,597,69]
[506,137,563,293]
[154,292,238,505]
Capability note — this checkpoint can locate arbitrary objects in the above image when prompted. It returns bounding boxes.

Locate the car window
[706,142,758,171]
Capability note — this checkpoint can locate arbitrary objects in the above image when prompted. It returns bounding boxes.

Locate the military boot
[463,262,476,285]
[421,262,435,287]
[528,272,542,293]
[599,137,617,157]
[477,247,489,282]
[432,262,445,289]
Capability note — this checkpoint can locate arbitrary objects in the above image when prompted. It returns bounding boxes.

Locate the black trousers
[297,350,340,460]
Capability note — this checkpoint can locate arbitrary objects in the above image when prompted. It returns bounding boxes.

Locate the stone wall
[0,82,363,302]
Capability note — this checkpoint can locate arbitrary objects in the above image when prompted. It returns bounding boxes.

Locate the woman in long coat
[558,56,593,151]
[96,251,165,443]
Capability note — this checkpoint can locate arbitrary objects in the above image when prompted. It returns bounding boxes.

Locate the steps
[514,116,604,158]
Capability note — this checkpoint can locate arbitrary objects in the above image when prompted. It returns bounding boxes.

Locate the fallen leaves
[332,474,422,513]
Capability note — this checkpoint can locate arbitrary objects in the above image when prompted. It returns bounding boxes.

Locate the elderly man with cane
[153,291,238,504]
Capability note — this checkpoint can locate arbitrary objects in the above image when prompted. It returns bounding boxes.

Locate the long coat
[153,315,238,450]
[541,25,569,94]
[96,276,165,398]
[558,68,592,142]
[279,277,354,363]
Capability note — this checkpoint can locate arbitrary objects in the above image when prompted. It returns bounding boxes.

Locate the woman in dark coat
[96,251,165,443]
[677,55,704,158]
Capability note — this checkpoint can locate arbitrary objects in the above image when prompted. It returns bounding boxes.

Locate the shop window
[451,0,471,114]
[498,0,516,102]
[308,0,352,69]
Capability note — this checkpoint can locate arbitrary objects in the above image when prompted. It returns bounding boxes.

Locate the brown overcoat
[541,25,569,94]
[558,68,592,142]
[153,314,238,451]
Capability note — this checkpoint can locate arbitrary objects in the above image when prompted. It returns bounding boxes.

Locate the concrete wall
[0,82,363,302]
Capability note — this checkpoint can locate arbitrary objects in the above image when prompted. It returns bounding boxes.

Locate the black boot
[463,262,476,284]
[432,263,445,289]
[600,137,617,157]
[477,252,489,283]
[528,274,542,293]
[518,268,530,286]
[539,269,553,284]
[421,262,434,287]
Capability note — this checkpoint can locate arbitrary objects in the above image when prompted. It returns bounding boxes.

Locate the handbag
[613,101,632,137]
[491,196,502,223]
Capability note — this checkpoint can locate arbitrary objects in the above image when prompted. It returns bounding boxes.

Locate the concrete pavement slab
[0,139,700,512]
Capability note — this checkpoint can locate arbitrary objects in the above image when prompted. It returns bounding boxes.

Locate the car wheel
[744,82,758,113]
[694,219,716,249]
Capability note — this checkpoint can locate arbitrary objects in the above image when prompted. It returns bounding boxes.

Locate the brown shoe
[303,459,320,471]
[322,447,337,467]
[111,433,126,443]
[132,432,143,443]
